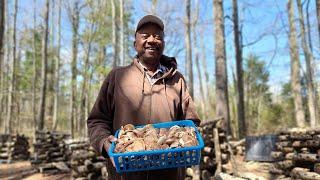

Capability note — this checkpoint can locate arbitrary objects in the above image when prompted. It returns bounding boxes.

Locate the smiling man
[87,15,200,180]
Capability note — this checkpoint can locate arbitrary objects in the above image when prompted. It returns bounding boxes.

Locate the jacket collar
[132,55,177,79]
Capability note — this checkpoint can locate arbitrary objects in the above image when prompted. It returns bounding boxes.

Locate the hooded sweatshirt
[87,55,200,180]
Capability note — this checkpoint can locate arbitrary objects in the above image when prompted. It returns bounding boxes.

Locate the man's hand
[104,135,118,167]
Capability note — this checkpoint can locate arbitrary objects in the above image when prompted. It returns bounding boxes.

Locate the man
[87,15,200,180]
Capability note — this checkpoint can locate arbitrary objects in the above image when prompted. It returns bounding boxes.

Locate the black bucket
[245,135,277,162]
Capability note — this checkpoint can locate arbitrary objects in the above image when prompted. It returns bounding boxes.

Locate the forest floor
[0,157,279,180]
[0,161,71,180]
[228,155,274,179]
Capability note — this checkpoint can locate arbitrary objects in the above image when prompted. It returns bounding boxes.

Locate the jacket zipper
[149,85,153,124]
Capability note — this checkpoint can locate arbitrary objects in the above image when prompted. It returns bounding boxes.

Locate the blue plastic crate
[108,120,204,173]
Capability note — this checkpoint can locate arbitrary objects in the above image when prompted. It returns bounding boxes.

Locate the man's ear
[133,41,136,50]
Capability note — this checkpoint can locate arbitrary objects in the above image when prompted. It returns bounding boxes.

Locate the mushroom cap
[126,139,145,152]
[123,124,135,131]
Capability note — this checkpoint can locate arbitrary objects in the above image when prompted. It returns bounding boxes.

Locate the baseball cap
[136,15,164,32]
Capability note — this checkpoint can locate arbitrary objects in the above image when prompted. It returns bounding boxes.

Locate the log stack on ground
[0,134,30,163]
[269,128,320,179]
[69,139,107,180]
[31,130,71,174]
[185,118,230,180]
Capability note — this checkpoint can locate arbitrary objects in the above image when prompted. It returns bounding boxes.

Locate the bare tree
[6,0,18,134]
[52,0,61,130]
[119,0,124,66]
[111,0,118,67]
[151,0,158,14]
[297,0,318,126]
[37,0,49,131]
[192,0,206,120]
[185,0,193,98]
[67,0,80,138]
[79,21,95,136]
[214,0,231,134]
[306,0,313,53]
[32,0,37,133]
[288,0,306,127]
[232,0,246,138]
[317,0,320,45]
[0,0,6,130]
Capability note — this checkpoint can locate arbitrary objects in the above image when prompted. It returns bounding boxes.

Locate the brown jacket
[87,55,200,180]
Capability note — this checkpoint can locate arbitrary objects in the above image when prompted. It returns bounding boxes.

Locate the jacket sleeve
[180,75,201,126]
[87,69,116,158]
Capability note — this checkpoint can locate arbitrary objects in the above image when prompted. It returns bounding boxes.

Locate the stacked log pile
[68,139,107,180]
[0,134,30,163]
[31,131,71,174]
[269,128,320,179]
[185,118,230,180]
[229,139,245,157]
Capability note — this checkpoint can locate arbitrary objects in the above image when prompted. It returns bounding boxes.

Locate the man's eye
[141,34,149,39]
[154,35,162,39]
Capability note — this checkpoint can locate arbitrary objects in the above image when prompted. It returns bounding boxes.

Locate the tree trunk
[70,1,80,138]
[287,0,306,127]
[232,0,246,138]
[214,0,231,133]
[37,0,49,131]
[79,23,93,137]
[151,0,158,14]
[199,29,210,111]
[46,0,55,128]
[192,0,205,119]
[306,0,313,53]
[3,0,10,133]
[297,0,318,126]
[0,0,5,132]
[185,0,193,99]
[111,0,118,67]
[316,0,320,46]
[6,0,18,134]
[119,0,124,66]
[32,0,37,134]
[52,0,61,131]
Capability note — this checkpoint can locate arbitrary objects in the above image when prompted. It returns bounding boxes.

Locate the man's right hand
[103,135,118,167]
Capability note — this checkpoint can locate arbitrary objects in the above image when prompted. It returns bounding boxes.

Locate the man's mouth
[145,47,159,51]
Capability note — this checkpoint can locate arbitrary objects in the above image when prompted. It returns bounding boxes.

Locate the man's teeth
[146,47,156,50]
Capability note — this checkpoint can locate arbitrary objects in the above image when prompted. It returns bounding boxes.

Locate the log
[213,128,221,175]
[278,135,289,141]
[314,163,320,173]
[291,167,320,180]
[290,134,312,140]
[276,141,292,147]
[269,166,284,175]
[271,151,284,160]
[229,139,245,148]
[285,152,294,160]
[293,153,319,163]
[199,117,223,127]
[201,170,212,180]
[215,172,246,180]
[275,160,293,169]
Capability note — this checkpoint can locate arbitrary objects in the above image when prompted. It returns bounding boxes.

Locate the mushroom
[125,139,145,152]
[157,135,167,145]
[159,128,168,137]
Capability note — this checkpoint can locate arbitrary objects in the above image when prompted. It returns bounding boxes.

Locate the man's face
[134,23,165,64]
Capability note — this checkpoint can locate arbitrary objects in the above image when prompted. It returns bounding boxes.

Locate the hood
[159,55,177,70]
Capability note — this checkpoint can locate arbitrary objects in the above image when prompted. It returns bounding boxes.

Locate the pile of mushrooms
[114,124,198,153]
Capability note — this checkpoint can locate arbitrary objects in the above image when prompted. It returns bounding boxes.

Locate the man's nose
[146,35,156,43]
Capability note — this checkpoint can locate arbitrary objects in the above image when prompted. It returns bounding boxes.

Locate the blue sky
[15,0,320,97]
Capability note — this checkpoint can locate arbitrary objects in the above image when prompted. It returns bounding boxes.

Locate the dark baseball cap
[136,15,164,32]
